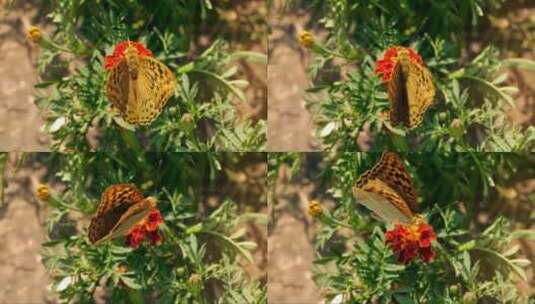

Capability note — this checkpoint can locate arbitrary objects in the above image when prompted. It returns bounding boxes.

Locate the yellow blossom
[308,200,323,217]
[450,118,465,138]
[26,26,43,44]
[298,31,314,48]
[36,183,50,201]
[116,264,128,273]
[189,273,201,285]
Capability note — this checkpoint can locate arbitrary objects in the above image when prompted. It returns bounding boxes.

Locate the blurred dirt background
[0,153,54,303]
[267,0,319,151]
[0,1,51,151]
[268,159,323,303]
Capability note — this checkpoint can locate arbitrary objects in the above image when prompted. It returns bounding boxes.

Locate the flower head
[145,209,164,231]
[147,230,163,246]
[385,218,436,264]
[125,226,145,249]
[116,264,128,273]
[26,26,43,43]
[298,31,314,48]
[189,273,202,285]
[124,208,164,249]
[36,183,50,201]
[308,200,323,217]
[104,41,153,70]
[375,46,424,82]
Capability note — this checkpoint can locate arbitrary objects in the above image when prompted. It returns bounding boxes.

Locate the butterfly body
[353,152,419,223]
[105,44,175,126]
[387,50,435,128]
[88,184,156,245]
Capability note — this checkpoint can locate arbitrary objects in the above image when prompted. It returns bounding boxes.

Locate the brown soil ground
[0,2,51,151]
[268,162,323,303]
[267,0,319,151]
[0,154,54,303]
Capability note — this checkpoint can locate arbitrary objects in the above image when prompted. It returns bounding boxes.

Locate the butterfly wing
[105,59,130,114]
[125,56,175,125]
[355,152,419,215]
[405,60,435,128]
[92,197,156,245]
[88,184,144,244]
[387,59,410,126]
[353,179,412,223]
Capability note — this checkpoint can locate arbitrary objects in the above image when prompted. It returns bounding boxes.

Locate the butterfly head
[124,45,139,79]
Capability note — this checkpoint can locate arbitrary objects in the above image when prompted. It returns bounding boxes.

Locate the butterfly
[105,42,175,125]
[387,49,435,128]
[88,184,156,245]
[352,152,419,223]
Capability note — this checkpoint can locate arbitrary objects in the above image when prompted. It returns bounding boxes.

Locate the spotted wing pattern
[105,48,175,126]
[88,184,144,244]
[387,53,435,128]
[354,152,419,222]
[124,56,175,125]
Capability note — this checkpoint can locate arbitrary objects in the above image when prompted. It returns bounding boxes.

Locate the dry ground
[267,0,319,151]
[0,154,54,303]
[268,162,323,303]
[0,2,51,151]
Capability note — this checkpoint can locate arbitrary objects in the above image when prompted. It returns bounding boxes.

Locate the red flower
[385,220,436,264]
[104,41,153,70]
[147,230,163,246]
[374,46,424,82]
[125,226,145,249]
[145,209,163,232]
[124,208,164,249]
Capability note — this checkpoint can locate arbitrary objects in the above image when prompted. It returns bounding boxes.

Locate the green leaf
[190,69,246,102]
[472,247,527,281]
[459,75,515,108]
[229,51,268,65]
[56,276,73,292]
[120,276,143,290]
[502,58,535,71]
[200,230,254,263]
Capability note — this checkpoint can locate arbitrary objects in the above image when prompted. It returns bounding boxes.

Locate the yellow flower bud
[181,113,194,125]
[450,118,465,138]
[462,292,477,304]
[308,200,323,217]
[36,183,50,201]
[26,26,43,44]
[298,31,314,48]
[116,264,128,273]
[189,273,202,285]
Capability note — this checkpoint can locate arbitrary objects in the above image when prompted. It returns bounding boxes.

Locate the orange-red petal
[104,41,153,70]
[374,46,424,82]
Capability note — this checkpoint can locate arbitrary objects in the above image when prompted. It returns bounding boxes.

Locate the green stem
[126,289,144,304]
[118,128,144,153]
[117,128,152,178]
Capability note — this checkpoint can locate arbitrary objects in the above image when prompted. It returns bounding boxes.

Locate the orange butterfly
[387,49,435,128]
[88,184,156,245]
[353,152,419,223]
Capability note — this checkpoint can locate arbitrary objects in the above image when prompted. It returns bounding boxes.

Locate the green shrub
[34,152,266,303]
[271,152,534,303]
[298,0,535,151]
[30,1,266,151]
